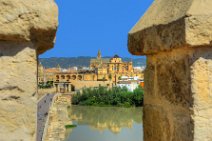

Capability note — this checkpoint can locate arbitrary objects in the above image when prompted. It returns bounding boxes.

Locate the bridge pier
[128,0,212,141]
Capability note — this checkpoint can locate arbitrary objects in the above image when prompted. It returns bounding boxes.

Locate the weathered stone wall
[0,0,58,140]
[144,48,192,141]
[144,47,212,141]
[0,42,37,140]
[43,94,70,141]
[128,0,212,141]
[83,74,97,81]
[71,80,113,90]
[191,49,212,141]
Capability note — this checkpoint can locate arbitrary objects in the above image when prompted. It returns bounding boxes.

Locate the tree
[71,86,144,107]
[108,74,112,81]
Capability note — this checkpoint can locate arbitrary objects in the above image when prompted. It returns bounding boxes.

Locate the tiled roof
[45,68,59,73]
[90,58,110,63]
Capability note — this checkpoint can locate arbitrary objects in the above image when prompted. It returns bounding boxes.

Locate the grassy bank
[71,86,144,107]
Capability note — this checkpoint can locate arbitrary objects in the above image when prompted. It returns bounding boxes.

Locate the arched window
[66,75,71,80]
[78,75,83,80]
[72,75,76,80]
[61,75,65,79]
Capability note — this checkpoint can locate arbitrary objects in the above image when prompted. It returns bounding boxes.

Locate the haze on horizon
[40,0,154,58]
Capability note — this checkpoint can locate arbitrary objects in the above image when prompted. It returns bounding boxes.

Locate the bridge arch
[61,75,65,79]
[66,75,71,81]
[72,75,76,80]
[56,75,59,80]
[77,75,83,80]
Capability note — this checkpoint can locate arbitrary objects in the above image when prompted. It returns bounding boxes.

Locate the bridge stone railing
[128,0,212,141]
[0,0,58,140]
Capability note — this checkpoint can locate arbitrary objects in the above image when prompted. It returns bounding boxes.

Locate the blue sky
[40,0,154,58]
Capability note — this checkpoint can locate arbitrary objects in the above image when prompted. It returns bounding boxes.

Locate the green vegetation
[108,74,112,80]
[65,124,77,129]
[38,81,53,89]
[72,86,144,107]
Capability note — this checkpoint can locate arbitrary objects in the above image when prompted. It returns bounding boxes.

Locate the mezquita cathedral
[38,50,143,92]
[90,50,135,79]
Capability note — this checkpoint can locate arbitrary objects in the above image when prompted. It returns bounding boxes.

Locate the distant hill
[39,57,146,68]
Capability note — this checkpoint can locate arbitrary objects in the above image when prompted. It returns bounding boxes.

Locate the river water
[65,106,143,141]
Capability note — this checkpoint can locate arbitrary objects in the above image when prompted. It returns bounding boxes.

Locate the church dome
[113,54,120,58]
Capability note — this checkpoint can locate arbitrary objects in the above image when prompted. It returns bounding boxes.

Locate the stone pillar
[55,84,59,93]
[63,83,66,93]
[128,0,212,141]
[0,1,58,140]
[67,84,69,92]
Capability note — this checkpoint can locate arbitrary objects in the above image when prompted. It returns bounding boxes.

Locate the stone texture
[143,47,212,141]
[191,51,212,141]
[37,94,55,141]
[0,0,58,54]
[0,0,58,140]
[128,0,212,55]
[128,0,212,141]
[0,42,37,141]
[43,95,71,141]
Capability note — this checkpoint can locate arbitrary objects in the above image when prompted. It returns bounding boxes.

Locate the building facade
[38,50,143,93]
[90,51,141,84]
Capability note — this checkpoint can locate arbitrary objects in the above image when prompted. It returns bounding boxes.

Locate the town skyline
[39,49,146,59]
[39,50,146,69]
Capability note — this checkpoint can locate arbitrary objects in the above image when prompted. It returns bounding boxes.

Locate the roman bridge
[128,0,212,141]
[53,73,112,93]
[55,73,84,81]
[54,73,84,93]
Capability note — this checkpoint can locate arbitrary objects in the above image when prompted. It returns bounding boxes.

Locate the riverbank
[65,105,143,141]
[39,92,143,141]
[72,86,144,107]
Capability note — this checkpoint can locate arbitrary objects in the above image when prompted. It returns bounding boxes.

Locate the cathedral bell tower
[97,50,101,59]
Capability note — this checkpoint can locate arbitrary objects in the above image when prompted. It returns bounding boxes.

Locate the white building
[120,76,140,81]
[117,80,139,92]
[134,66,146,71]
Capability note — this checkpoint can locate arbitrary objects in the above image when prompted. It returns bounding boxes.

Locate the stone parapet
[0,42,37,141]
[128,0,212,141]
[0,0,58,140]
[128,0,212,55]
[0,0,58,54]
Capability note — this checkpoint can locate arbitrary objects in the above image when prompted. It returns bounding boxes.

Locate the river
[65,106,143,141]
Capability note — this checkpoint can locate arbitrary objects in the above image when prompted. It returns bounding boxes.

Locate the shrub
[38,81,54,89]
[71,86,144,107]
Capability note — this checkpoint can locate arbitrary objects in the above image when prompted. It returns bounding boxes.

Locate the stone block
[0,0,58,140]
[128,0,212,141]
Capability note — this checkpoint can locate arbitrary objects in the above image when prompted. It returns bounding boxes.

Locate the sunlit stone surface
[128,0,212,141]
[0,0,58,140]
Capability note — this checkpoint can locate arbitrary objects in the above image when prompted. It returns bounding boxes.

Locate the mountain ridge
[39,57,146,68]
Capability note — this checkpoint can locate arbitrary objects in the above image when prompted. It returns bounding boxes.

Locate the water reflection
[65,106,143,141]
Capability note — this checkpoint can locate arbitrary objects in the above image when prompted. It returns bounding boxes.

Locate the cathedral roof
[113,54,120,58]
[90,58,110,63]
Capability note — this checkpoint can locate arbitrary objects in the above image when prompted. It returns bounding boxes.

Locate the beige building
[90,50,142,83]
[38,63,60,83]
[38,50,143,92]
